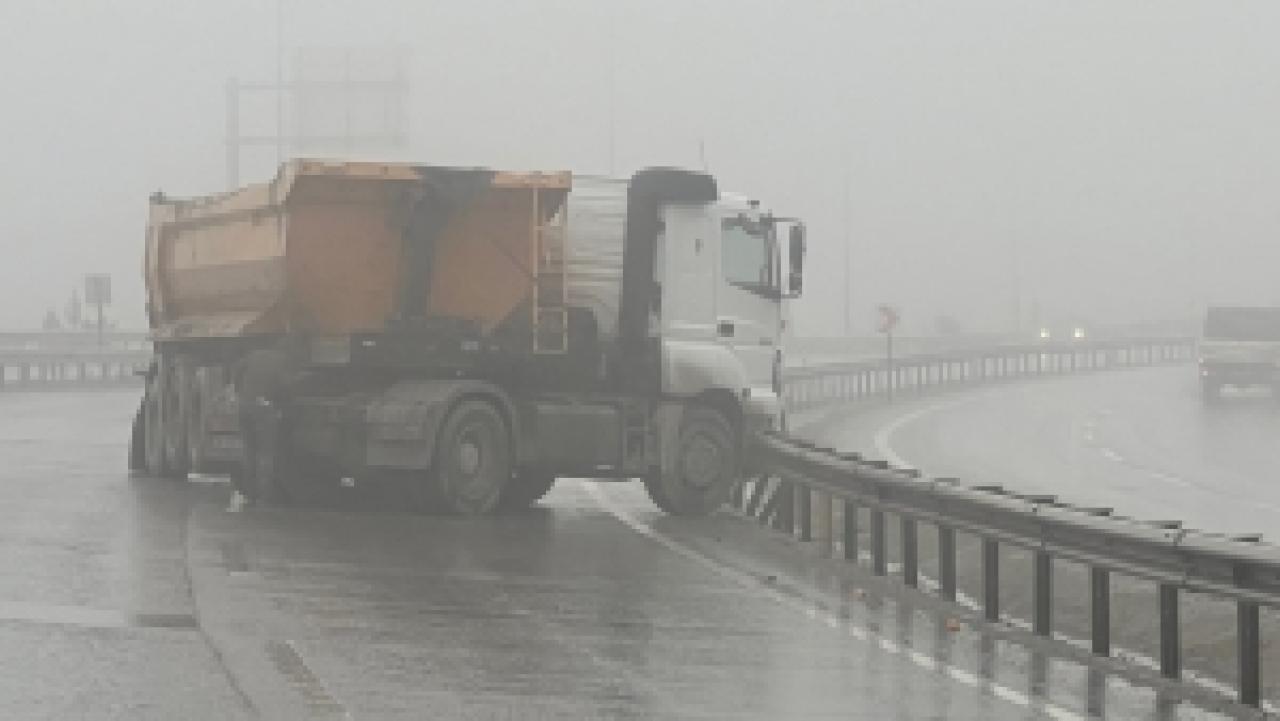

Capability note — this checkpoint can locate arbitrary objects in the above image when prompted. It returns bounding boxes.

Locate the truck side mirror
[787,224,806,297]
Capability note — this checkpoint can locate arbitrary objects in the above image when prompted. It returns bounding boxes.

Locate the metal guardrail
[784,337,1195,411]
[0,330,151,387]
[0,330,150,350]
[741,337,1275,708]
[0,349,149,387]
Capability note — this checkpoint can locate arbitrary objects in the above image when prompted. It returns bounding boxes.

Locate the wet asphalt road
[803,364,1280,541]
[801,364,1280,708]
[0,387,1260,719]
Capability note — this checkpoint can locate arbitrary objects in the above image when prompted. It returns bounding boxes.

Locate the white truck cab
[655,191,803,432]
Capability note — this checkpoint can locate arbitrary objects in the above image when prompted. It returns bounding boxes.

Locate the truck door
[715,214,781,389]
[657,205,718,341]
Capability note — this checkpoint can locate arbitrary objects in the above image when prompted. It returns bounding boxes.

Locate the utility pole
[1011,234,1023,334]
[275,0,284,166]
[606,5,617,176]
[225,47,408,190]
[842,165,852,336]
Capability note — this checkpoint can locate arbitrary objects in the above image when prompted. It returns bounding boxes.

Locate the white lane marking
[1098,448,1124,463]
[872,397,972,471]
[585,485,1086,721]
[866,394,1277,711]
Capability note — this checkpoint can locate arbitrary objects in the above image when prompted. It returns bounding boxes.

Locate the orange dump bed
[145,160,570,343]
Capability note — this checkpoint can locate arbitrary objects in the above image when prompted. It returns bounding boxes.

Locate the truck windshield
[721,217,775,293]
[1204,307,1280,341]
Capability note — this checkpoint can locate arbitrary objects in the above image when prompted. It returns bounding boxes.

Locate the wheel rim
[681,431,723,489]
[448,420,501,504]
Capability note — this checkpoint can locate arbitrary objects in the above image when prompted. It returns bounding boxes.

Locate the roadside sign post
[877,304,900,402]
[84,274,111,348]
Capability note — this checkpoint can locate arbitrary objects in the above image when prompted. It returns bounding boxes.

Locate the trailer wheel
[644,406,737,516]
[239,407,292,505]
[427,400,510,515]
[141,365,185,480]
[498,472,556,510]
[128,400,146,471]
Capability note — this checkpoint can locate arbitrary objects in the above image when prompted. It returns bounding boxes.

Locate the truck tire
[142,364,186,480]
[425,400,511,515]
[239,407,292,505]
[644,406,738,517]
[128,401,146,471]
[498,472,556,510]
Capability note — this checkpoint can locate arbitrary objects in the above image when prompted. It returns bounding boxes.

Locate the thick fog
[2,1,1279,335]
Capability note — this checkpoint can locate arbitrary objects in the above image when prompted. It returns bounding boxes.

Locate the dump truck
[130,159,805,515]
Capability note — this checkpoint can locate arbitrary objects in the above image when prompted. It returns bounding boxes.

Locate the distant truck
[1198,306,1280,400]
[130,160,804,515]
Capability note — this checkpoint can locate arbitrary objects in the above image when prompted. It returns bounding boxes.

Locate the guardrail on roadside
[0,349,149,387]
[783,337,1196,412]
[744,337,1275,708]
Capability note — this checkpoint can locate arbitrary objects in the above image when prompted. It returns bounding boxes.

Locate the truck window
[721,218,773,289]
[1204,307,1280,341]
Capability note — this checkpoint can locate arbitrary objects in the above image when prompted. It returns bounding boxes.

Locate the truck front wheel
[426,400,511,515]
[645,406,738,516]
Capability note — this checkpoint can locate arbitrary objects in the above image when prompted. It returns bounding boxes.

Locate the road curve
[802,364,1280,538]
[799,364,1280,707]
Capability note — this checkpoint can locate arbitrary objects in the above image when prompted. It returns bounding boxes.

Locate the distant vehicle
[1198,306,1280,401]
[1035,323,1088,342]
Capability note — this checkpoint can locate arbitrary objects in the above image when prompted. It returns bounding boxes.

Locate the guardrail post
[815,492,832,555]
[1159,584,1180,679]
[775,481,795,535]
[1239,600,1261,707]
[1235,561,1262,707]
[843,501,859,561]
[797,485,812,542]
[901,517,918,587]
[982,538,999,621]
[871,509,887,576]
[1034,551,1052,637]
[938,526,956,601]
[1090,567,1110,656]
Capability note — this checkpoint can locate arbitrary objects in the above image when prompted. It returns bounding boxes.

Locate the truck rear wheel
[240,411,287,504]
[142,363,187,480]
[644,406,738,516]
[498,472,556,510]
[425,400,510,515]
[128,401,146,471]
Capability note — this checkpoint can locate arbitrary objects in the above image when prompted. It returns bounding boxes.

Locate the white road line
[864,392,1273,712]
[872,396,972,471]
[585,484,1087,721]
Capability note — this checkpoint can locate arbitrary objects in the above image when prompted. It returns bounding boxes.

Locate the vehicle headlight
[1039,328,1050,340]
[1073,327,1085,340]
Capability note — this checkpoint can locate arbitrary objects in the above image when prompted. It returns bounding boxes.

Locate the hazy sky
[2,1,1279,335]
